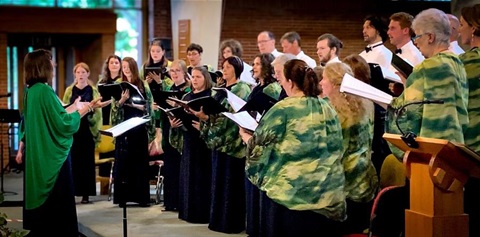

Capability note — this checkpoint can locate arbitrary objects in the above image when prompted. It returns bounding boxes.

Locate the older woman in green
[458,4,480,236]
[321,62,378,234]
[240,59,346,237]
[386,8,469,160]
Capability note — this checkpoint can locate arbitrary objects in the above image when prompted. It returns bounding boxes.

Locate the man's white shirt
[449,41,465,55]
[359,41,392,69]
[271,49,283,58]
[396,40,424,66]
[326,56,341,65]
[296,51,317,68]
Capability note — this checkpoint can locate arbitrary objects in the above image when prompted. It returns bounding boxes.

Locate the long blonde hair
[323,62,372,127]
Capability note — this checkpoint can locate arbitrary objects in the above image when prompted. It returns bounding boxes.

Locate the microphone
[395,99,444,148]
[0,93,12,98]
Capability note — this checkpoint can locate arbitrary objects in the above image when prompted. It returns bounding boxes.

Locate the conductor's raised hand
[189,106,209,121]
[89,97,111,109]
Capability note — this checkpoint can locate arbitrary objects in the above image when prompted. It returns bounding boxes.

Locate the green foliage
[0,193,29,237]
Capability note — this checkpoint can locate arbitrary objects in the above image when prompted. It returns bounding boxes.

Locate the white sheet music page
[122,81,145,100]
[381,65,403,84]
[212,87,247,112]
[340,73,393,108]
[222,111,258,131]
[101,117,150,137]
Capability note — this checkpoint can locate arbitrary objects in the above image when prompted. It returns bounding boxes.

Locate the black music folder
[0,109,21,123]
[158,106,198,130]
[239,92,278,116]
[145,66,169,80]
[166,96,228,115]
[98,81,145,103]
[153,90,187,108]
[391,54,413,77]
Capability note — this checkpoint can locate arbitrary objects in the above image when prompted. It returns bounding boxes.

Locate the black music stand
[0,109,21,195]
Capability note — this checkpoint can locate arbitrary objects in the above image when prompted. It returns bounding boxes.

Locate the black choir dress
[69,85,96,198]
[113,96,151,206]
[159,82,186,211]
[100,76,120,126]
[178,89,212,223]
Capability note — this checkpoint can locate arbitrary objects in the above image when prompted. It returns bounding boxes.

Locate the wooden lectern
[383,133,480,237]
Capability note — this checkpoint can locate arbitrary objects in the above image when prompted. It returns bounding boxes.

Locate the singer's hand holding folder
[166,96,228,115]
[222,111,258,132]
[98,81,145,102]
[100,116,150,137]
[340,73,393,109]
[158,106,198,129]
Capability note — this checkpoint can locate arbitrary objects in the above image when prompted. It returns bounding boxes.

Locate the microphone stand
[0,119,17,196]
[395,100,444,149]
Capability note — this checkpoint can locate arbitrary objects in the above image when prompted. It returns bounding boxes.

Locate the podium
[383,133,480,237]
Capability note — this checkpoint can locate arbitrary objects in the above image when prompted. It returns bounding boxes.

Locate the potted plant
[0,193,29,237]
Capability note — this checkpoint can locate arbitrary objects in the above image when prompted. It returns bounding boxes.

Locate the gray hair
[412,8,451,46]
[271,53,296,67]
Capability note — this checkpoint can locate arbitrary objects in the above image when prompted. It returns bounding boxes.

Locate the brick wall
[153,0,449,67]
[0,33,8,167]
[153,0,173,60]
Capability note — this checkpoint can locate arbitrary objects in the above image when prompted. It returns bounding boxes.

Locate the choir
[16,5,480,237]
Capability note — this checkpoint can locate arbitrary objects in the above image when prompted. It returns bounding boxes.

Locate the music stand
[0,109,21,195]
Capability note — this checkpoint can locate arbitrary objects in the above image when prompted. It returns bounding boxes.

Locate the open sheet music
[153,90,187,108]
[158,106,198,129]
[380,65,403,84]
[166,96,227,115]
[340,73,393,108]
[222,111,258,132]
[239,92,278,116]
[98,81,145,102]
[100,116,150,137]
[212,87,247,112]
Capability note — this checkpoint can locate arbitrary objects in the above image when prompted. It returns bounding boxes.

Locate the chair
[343,154,409,237]
[379,154,406,189]
[95,125,116,201]
[148,160,164,205]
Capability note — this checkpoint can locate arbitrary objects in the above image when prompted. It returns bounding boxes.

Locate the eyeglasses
[257,39,272,45]
[412,33,429,42]
[187,52,199,57]
[169,69,182,74]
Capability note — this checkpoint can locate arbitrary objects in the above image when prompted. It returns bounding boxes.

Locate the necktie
[395,48,402,54]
